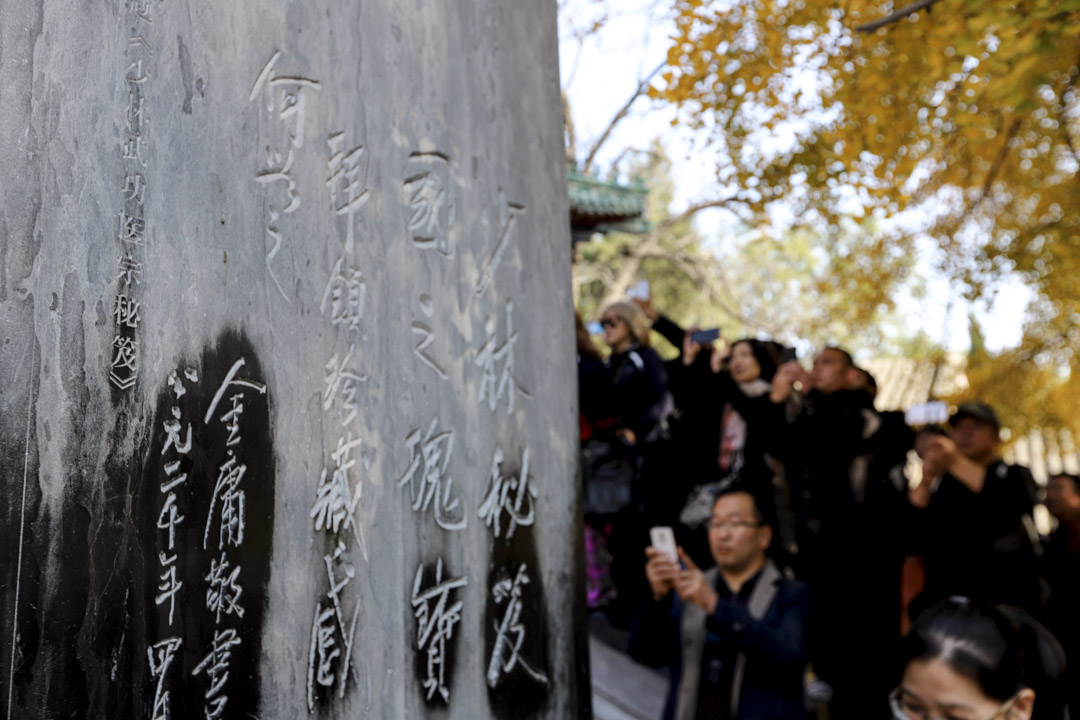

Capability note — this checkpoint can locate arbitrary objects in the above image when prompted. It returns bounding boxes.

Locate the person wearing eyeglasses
[629,483,810,720]
[892,598,1045,720]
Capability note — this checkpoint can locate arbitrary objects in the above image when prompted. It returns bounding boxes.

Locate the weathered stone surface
[0,1,582,717]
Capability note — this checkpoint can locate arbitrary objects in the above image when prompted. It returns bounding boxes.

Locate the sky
[557,0,1031,354]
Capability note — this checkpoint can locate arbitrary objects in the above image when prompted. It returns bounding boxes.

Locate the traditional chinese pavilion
[567,168,649,244]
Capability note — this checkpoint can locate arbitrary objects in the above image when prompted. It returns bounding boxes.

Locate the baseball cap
[949,401,1000,431]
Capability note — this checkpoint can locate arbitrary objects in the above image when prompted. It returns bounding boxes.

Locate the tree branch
[855,0,940,33]
[562,91,578,165]
[582,60,667,174]
[654,197,737,235]
[1057,59,1080,166]
[666,253,775,334]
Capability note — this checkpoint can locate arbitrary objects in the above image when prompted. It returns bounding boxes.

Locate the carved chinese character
[125,0,153,23]
[327,133,369,255]
[203,357,266,424]
[156,492,184,551]
[205,553,245,624]
[155,552,182,626]
[117,254,142,287]
[161,408,191,456]
[219,394,244,447]
[320,257,366,332]
[309,435,365,557]
[398,419,464,531]
[478,446,537,540]
[110,335,139,390]
[193,628,242,719]
[403,152,455,256]
[411,558,466,702]
[121,133,148,167]
[487,564,548,688]
[323,345,366,424]
[475,300,531,413]
[249,50,320,150]
[475,196,526,296]
[308,603,339,709]
[205,451,245,551]
[147,637,182,720]
[113,294,141,329]
[121,173,146,204]
[117,210,145,246]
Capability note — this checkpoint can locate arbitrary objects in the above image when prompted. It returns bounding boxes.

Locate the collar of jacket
[737,378,771,398]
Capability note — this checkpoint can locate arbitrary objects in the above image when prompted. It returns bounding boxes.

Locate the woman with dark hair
[894,597,1067,720]
[668,335,786,516]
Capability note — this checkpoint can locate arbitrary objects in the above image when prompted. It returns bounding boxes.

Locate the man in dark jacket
[768,347,912,719]
[908,401,1042,612]
[629,484,810,720]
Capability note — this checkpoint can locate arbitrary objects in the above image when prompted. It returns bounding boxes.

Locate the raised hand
[674,548,718,614]
[644,546,678,601]
[631,296,659,322]
[682,328,703,367]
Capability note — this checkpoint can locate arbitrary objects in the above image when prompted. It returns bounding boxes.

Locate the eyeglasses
[600,317,620,328]
[889,687,1021,720]
[704,518,763,532]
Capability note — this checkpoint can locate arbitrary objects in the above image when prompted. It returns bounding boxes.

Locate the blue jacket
[629,561,811,720]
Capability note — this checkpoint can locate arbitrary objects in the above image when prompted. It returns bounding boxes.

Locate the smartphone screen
[780,346,797,364]
[689,328,720,344]
[649,526,678,563]
[905,401,949,427]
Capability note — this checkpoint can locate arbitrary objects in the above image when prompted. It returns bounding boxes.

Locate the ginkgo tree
[658,0,1080,361]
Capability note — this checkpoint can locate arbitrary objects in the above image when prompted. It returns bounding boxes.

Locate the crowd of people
[576,298,1080,720]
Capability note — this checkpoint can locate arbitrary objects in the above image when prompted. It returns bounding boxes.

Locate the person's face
[896,658,1033,720]
[1045,475,1080,520]
[811,349,851,395]
[601,313,630,350]
[951,417,1000,464]
[707,492,771,572]
[729,342,762,384]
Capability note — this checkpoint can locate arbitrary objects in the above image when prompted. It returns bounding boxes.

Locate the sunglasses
[600,317,620,328]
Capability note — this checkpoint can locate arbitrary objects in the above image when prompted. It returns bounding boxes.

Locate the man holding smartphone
[629,484,811,720]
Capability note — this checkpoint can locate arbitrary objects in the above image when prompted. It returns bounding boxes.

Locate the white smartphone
[649,526,678,563]
[628,279,650,301]
[905,401,950,427]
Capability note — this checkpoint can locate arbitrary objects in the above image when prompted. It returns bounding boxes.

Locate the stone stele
[0,1,585,717]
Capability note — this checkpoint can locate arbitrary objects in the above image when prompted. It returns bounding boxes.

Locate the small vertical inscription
[192,358,267,719]
[148,369,195,720]
[110,0,156,392]
[303,124,373,713]
[139,333,274,720]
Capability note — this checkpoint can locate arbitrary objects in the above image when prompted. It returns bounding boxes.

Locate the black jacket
[629,563,810,720]
[606,343,668,444]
